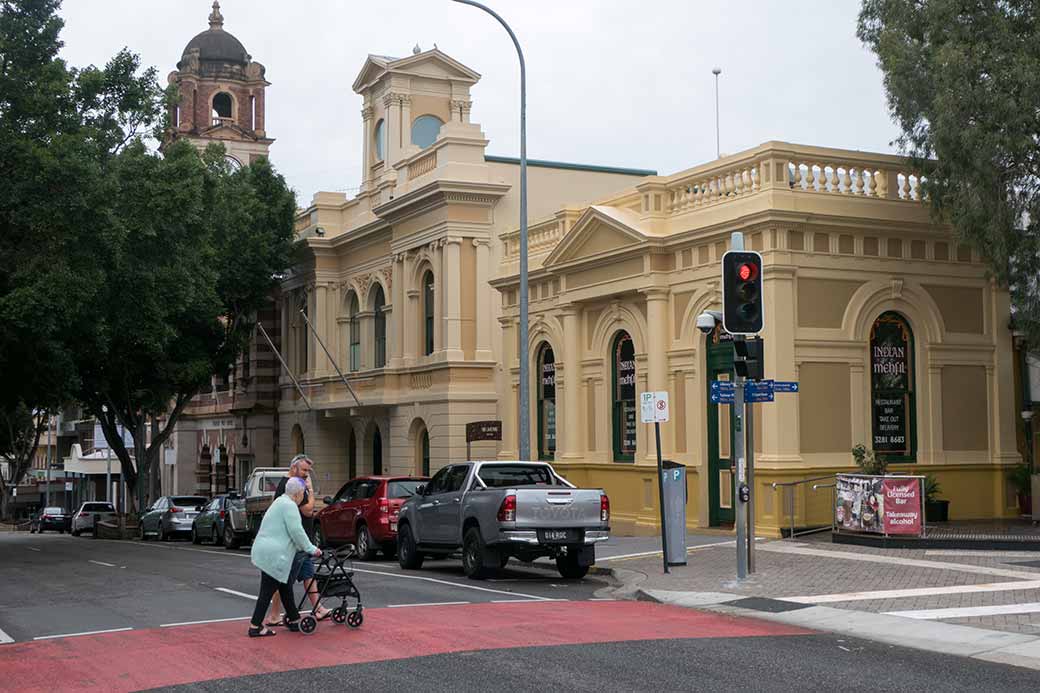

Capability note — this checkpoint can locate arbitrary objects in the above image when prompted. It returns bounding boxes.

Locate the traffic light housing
[722,250,764,335]
[733,337,764,380]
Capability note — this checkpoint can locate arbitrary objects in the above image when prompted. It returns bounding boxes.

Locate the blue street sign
[710,391,734,404]
[774,381,800,393]
[711,380,735,391]
[745,388,775,403]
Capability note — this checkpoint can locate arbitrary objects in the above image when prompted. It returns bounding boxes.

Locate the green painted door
[706,332,735,526]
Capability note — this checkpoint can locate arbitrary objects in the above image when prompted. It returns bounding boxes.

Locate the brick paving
[616,533,1040,635]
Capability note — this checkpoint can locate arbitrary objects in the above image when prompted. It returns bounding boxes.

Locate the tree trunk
[149,416,162,503]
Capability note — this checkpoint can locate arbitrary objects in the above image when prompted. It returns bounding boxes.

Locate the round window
[411,115,443,149]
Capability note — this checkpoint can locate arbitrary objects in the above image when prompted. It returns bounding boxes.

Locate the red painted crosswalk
[0,601,810,692]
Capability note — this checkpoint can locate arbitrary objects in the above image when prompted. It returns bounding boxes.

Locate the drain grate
[726,597,812,613]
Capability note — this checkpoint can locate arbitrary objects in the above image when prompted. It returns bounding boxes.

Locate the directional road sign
[774,381,800,393]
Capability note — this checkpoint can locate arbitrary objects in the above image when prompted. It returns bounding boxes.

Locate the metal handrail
[771,474,837,539]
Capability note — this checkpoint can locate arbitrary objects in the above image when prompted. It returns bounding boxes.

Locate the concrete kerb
[618,583,1040,672]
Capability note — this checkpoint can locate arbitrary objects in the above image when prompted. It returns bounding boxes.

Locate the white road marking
[925,550,1040,558]
[33,627,133,641]
[597,540,751,563]
[27,547,41,552]
[885,602,1040,620]
[161,616,252,628]
[350,566,552,601]
[0,626,13,644]
[88,560,116,567]
[215,587,257,600]
[490,598,568,603]
[387,601,470,608]
[759,543,1040,580]
[785,579,1040,604]
[589,598,615,601]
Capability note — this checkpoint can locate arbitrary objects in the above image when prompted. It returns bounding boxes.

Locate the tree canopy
[0,0,296,511]
[858,0,1040,345]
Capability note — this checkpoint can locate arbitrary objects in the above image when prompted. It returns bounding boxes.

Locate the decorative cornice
[361,105,374,121]
[382,92,409,108]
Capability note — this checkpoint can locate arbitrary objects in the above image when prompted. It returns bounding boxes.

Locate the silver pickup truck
[395,461,610,580]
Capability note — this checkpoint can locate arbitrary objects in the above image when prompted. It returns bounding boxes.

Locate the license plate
[539,529,577,544]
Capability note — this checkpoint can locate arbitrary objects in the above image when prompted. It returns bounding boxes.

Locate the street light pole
[712,67,721,158]
[452,0,530,459]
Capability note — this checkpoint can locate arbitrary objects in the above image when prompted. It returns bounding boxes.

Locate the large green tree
[858,0,1040,346]
[0,0,296,513]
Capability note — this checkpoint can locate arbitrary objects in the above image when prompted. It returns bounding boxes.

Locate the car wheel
[191,526,200,544]
[555,550,589,580]
[356,524,377,561]
[462,527,492,580]
[212,525,222,547]
[158,524,166,542]
[72,528,80,537]
[223,523,239,550]
[138,524,147,541]
[314,523,327,549]
[397,524,424,570]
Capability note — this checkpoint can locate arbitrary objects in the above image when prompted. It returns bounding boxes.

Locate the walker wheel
[332,606,347,624]
[347,610,363,628]
[299,614,317,635]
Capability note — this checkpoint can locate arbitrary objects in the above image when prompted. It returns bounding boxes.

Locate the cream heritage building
[286,48,1022,535]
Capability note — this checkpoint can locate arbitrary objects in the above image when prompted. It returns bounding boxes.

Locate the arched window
[870,312,916,462]
[291,424,305,455]
[537,343,557,461]
[422,271,435,356]
[373,119,385,161]
[212,92,233,121]
[372,427,383,475]
[612,332,636,462]
[347,293,361,371]
[418,428,430,476]
[372,285,386,368]
[411,115,443,149]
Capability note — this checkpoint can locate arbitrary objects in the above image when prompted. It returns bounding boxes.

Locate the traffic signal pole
[733,336,748,581]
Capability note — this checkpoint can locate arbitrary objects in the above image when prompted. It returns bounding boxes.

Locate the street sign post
[641,391,670,573]
[465,420,502,461]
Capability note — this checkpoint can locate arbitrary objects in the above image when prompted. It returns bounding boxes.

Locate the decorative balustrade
[503,219,565,260]
[407,150,438,180]
[666,144,926,214]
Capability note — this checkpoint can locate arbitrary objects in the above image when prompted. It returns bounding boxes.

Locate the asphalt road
[0,531,609,642]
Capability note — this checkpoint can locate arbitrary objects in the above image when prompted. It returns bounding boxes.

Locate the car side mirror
[323,496,333,505]
[416,484,426,496]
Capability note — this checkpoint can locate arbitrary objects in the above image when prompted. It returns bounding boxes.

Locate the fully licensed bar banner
[834,474,922,536]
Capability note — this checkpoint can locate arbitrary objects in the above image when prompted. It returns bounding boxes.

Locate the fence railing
[771,474,836,539]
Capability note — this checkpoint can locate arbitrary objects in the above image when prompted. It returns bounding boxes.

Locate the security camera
[696,312,718,335]
[314,227,326,237]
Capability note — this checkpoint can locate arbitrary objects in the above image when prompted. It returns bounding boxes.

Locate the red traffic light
[738,263,757,282]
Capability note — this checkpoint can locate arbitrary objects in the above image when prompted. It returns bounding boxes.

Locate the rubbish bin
[661,460,687,566]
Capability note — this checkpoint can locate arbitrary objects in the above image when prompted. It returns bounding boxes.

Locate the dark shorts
[290,551,315,582]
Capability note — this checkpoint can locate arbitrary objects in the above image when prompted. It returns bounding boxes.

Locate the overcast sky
[58,0,901,206]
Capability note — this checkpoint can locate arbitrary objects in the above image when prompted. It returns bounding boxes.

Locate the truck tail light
[497,494,516,522]
[600,494,610,523]
[219,510,225,519]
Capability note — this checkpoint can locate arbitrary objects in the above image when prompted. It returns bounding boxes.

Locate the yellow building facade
[290,50,1021,535]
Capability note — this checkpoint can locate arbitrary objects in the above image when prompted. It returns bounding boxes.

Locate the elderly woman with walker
[247,476,321,637]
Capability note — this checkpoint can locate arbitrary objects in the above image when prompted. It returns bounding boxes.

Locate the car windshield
[260,476,282,492]
[171,497,207,509]
[43,507,64,514]
[387,480,423,499]
[477,465,562,488]
[228,497,245,509]
[83,503,114,512]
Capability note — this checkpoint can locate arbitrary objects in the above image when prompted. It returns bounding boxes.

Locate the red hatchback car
[317,476,428,560]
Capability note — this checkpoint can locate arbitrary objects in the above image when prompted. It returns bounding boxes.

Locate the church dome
[178,2,250,68]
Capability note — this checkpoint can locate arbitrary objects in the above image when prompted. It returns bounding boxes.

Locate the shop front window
[870,312,916,462]
[612,332,636,462]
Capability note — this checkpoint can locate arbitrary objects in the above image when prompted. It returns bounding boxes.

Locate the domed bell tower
[165,1,273,168]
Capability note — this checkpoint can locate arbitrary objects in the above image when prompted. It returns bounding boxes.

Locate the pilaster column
[641,289,670,392]
[383,93,403,164]
[442,237,464,360]
[279,294,290,385]
[433,240,444,354]
[561,305,582,460]
[311,284,328,375]
[359,311,375,370]
[399,94,412,153]
[474,239,492,360]
[390,255,406,367]
[927,364,944,464]
[361,105,373,187]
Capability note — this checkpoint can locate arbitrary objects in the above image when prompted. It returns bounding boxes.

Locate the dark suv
[316,476,427,560]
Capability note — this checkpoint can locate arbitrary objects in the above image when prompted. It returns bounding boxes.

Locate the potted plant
[1009,463,1033,516]
[852,444,887,476]
[924,474,948,523]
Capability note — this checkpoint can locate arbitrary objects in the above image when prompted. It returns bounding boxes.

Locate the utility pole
[453,0,530,460]
[729,230,748,580]
[712,67,722,159]
[44,413,51,508]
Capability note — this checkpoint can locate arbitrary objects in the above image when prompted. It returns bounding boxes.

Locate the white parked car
[71,501,117,536]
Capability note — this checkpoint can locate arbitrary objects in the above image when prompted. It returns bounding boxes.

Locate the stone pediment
[544,206,649,267]
[198,121,259,142]
[353,49,481,93]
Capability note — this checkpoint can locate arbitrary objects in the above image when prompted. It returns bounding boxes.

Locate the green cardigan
[250,494,318,583]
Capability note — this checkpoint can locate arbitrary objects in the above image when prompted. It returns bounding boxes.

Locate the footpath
[595,532,1040,671]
